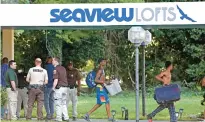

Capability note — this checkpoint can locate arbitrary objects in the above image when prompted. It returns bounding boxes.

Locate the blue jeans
[147,102,177,122]
[1,107,4,119]
[44,87,54,117]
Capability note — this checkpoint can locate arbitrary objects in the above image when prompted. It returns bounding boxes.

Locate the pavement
[15,118,201,122]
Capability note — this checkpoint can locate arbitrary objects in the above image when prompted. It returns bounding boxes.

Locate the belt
[68,84,77,89]
[55,85,67,89]
[18,86,26,89]
[68,85,76,89]
[29,84,43,89]
[18,87,26,89]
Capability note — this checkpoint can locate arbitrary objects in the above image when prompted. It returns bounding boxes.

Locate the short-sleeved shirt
[17,72,29,88]
[53,65,68,87]
[67,68,81,86]
[5,68,18,88]
[1,64,8,87]
[26,67,48,85]
[45,63,55,88]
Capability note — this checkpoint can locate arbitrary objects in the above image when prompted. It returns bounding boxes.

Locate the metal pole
[142,45,146,116]
[135,44,140,122]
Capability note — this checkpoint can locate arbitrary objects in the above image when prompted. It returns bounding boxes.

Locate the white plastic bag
[105,79,122,96]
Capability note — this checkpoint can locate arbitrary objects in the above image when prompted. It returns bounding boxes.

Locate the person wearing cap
[83,58,114,122]
[66,61,81,121]
[44,57,55,120]
[26,58,48,120]
[52,57,69,122]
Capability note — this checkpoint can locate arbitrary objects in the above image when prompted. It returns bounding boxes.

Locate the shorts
[96,85,109,105]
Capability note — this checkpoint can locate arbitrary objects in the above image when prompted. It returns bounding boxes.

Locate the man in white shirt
[26,58,48,120]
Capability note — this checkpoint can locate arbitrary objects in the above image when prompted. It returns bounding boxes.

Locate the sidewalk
[16,118,200,122]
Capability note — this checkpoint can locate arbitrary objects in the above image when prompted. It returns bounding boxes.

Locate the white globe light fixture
[128,26,152,122]
[128,26,146,46]
[144,30,152,45]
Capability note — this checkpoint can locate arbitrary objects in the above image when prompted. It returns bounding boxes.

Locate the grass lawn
[1,91,204,122]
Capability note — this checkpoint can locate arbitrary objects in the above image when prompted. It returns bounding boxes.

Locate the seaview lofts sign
[0,2,204,27]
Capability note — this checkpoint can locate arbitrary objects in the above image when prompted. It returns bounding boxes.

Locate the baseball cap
[98,58,106,64]
[68,61,73,66]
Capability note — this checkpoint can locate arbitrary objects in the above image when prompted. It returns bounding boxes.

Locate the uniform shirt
[1,63,8,87]
[26,66,48,85]
[5,68,18,88]
[17,72,29,88]
[66,68,81,86]
[53,65,68,87]
[45,63,55,88]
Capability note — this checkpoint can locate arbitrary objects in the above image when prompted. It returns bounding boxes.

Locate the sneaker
[73,117,77,121]
[37,118,44,121]
[147,115,153,122]
[82,114,91,122]
[26,118,32,120]
[108,117,114,121]
[148,119,153,122]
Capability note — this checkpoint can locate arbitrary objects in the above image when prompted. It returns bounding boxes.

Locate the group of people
[1,57,114,122]
[1,57,82,122]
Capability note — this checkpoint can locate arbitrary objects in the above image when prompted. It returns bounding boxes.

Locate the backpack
[85,70,97,88]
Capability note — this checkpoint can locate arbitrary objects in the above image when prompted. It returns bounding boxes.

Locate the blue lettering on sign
[50,8,134,22]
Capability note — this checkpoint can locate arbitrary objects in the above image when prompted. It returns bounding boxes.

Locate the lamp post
[179,108,184,119]
[121,107,129,120]
[141,42,146,116]
[141,30,152,116]
[111,110,116,122]
[128,27,152,122]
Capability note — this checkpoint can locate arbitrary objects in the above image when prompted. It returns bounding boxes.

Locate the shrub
[0,87,8,106]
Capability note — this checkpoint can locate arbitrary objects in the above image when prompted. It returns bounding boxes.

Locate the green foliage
[82,60,95,72]
[34,0,143,3]
[62,33,105,68]
[14,30,49,70]
[148,28,205,84]
[18,0,30,3]
[186,60,205,82]
[45,30,63,62]
[0,88,8,106]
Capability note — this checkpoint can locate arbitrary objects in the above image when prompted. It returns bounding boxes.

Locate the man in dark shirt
[16,67,29,119]
[52,57,69,122]
[5,60,18,120]
[44,57,55,120]
[66,61,81,121]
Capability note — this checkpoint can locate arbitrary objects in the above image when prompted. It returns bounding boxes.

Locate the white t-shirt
[26,66,48,85]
